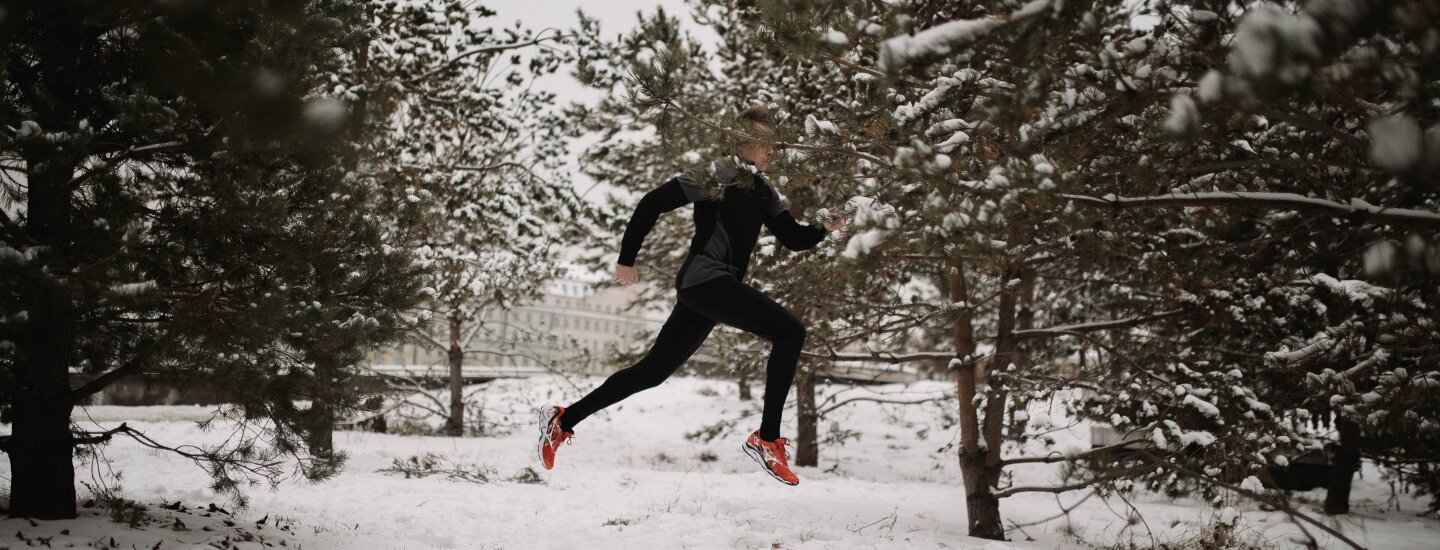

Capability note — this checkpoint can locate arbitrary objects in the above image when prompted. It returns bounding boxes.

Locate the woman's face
[737,123,775,172]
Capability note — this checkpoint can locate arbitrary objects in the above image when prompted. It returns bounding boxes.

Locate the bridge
[70,359,920,406]
[355,363,550,390]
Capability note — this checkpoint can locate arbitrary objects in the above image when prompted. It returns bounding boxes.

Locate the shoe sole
[742,439,799,486]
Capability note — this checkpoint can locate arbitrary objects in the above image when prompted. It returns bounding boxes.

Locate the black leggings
[560,275,805,441]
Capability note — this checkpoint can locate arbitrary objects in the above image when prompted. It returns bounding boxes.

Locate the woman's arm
[758,178,829,251]
[616,173,703,266]
[764,209,829,251]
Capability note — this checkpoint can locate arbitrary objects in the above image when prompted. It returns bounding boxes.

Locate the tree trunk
[445,315,464,437]
[1006,272,1036,443]
[306,399,334,458]
[7,395,76,519]
[737,367,751,400]
[972,267,1020,540]
[794,359,818,467]
[1324,418,1362,515]
[365,412,388,434]
[9,144,81,519]
[948,258,1006,539]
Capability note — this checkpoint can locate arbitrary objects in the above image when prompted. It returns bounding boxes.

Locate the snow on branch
[1012,309,1185,341]
[1062,192,1440,230]
[800,350,961,363]
[879,0,1052,72]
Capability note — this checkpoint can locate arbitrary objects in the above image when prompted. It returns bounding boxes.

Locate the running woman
[537,105,847,485]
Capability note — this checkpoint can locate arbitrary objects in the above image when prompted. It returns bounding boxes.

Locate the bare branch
[819,395,950,416]
[68,357,144,404]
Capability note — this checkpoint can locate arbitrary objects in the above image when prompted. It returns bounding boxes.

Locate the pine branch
[818,52,882,78]
[1259,107,1365,152]
[1062,192,1440,230]
[877,0,1055,72]
[404,29,564,86]
[68,138,208,190]
[650,95,894,169]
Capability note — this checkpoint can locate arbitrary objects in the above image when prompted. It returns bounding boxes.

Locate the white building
[368,262,670,375]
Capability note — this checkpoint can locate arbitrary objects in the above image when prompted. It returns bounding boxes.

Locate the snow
[893,76,960,123]
[303,97,350,133]
[842,229,888,258]
[0,245,25,263]
[1308,273,1390,306]
[5,375,1438,549]
[844,195,896,221]
[825,29,849,46]
[1239,476,1265,493]
[1176,429,1218,447]
[1190,9,1220,23]
[1364,239,1397,276]
[1197,70,1223,102]
[1367,114,1423,172]
[1123,36,1149,56]
[934,130,970,153]
[1181,394,1220,418]
[14,120,41,140]
[110,280,156,297]
[804,114,839,136]
[878,2,1030,72]
[1229,4,1322,85]
[1063,191,1440,225]
[1013,0,1051,19]
[1163,93,1199,134]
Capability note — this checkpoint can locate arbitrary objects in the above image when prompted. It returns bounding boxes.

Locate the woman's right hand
[614,263,639,285]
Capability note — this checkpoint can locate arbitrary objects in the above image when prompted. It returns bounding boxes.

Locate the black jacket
[616,158,828,290]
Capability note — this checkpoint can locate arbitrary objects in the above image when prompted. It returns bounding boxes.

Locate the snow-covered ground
[3,374,1437,549]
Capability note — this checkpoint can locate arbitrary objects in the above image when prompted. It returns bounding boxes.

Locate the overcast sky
[481,1,720,267]
[485,0,718,198]
[487,0,714,110]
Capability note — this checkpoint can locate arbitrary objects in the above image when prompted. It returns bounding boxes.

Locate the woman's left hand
[823,214,848,232]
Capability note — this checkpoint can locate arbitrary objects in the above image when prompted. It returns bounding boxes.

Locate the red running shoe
[742,429,800,485]
[536,405,574,470]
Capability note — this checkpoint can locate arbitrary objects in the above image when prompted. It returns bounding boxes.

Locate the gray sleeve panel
[675,171,706,203]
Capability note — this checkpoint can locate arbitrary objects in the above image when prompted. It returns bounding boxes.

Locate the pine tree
[348,0,596,437]
[1054,0,1440,517]
[0,0,426,518]
[749,0,1440,538]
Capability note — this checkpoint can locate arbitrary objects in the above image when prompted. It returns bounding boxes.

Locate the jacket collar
[711,155,764,186]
